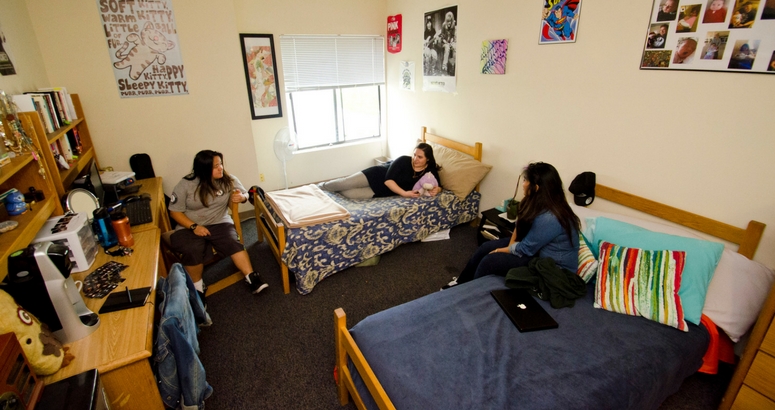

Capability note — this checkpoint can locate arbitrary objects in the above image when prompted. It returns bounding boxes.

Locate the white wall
[385,1,775,268]
[0,0,49,94]
[23,0,260,209]
[232,0,387,189]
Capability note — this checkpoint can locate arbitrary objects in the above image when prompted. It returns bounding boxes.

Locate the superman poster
[539,0,582,44]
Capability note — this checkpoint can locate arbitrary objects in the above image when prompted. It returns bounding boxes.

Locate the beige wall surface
[0,0,49,94]
[233,0,388,189]
[385,1,775,268]
[23,0,259,201]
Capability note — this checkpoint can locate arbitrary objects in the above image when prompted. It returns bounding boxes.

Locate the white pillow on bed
[703,251,774,342]
[426,141,492,200]
[570,203,775,342]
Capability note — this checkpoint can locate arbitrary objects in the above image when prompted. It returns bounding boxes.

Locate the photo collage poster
[423,5,458,93]
[641,0,775,73]
[97,0,189,97]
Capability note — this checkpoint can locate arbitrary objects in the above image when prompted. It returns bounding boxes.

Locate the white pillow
[570,202,774,342]
[703,251,775,342]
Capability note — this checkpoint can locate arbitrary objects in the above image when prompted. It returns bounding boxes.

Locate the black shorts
[169,223,244,266]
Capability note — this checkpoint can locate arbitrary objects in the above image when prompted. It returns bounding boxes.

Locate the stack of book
[12,87,77,134]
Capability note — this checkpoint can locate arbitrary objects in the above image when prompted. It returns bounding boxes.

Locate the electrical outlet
[260,173,265,182]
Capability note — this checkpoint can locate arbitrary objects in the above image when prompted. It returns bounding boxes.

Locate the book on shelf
[39,87,76,121]
[14,88,77,133]
[33,92,62,129]
[66,129,83,154]
[36,90,69,125]
[28,94,55,133]
[59,136,74,162]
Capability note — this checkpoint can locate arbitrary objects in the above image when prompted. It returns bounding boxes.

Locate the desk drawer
[732,385,775,410]
[761,321,775,356]
[745,350,775,400]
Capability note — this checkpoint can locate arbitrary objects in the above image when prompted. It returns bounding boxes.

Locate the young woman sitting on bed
[319,143,443,199]
[443,162,580,289]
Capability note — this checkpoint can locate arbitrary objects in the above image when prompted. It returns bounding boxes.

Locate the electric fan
[273,127,298,189]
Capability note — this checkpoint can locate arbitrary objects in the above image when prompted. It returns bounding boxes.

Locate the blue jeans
[457,238,532,284]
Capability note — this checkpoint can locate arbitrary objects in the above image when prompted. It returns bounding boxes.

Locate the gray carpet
[196,216,734,410]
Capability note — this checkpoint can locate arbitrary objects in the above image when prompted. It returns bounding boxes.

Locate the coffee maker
[4,242,99,344]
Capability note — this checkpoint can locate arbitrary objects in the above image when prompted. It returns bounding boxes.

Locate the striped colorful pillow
[594,241,688,331]
[577,233,598,282]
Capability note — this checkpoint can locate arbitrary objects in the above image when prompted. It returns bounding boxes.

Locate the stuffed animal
[0,289,73,375]
[412,173,439,197]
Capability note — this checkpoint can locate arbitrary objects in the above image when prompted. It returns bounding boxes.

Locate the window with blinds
[280,35,385,150]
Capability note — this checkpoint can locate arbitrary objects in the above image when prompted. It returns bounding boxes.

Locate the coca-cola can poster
[388,14,402,53]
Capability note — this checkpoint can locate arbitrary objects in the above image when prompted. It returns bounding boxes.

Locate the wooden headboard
[595,184,765,259]
[420,126,482,161]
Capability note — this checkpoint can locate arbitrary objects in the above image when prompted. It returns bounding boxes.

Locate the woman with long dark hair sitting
[443,162,580,288]
[169,150,268,298]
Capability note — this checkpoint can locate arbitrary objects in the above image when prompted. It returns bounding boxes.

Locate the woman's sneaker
[246,272,269,294]
[440,277,458,290]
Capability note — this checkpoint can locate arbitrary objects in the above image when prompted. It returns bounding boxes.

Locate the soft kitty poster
[97,0,188,98]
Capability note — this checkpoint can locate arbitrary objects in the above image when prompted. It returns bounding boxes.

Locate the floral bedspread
[265,190,481,294]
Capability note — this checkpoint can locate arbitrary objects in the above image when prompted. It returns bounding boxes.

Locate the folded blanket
[265,184,350,228]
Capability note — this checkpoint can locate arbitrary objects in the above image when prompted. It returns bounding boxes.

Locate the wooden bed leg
[282,263,290,294]
[252,193,264,244]
[335,308,350,405]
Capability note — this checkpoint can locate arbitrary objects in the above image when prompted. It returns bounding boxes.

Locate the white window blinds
[280,35,385,92]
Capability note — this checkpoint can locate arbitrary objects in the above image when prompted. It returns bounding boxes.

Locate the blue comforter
[272,190,480,294]
[349,275,709,410]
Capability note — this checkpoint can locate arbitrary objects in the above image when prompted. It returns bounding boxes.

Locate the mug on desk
[506,199,520,220]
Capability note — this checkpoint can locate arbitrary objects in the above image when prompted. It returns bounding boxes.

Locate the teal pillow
[589,217,724,325]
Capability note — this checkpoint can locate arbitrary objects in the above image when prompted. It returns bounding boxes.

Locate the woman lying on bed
[319,142,443,199]
[443,162,580,289]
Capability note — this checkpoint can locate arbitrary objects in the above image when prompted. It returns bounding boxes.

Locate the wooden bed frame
[334,184,766,410]
[253,126,484,294]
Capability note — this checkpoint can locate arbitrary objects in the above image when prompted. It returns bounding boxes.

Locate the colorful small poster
[97,0,188,98]
[481,39,509,74]
[400,61,415,91]
[539,0,582,44]
[388,14,402,54]
[423,5,458,93]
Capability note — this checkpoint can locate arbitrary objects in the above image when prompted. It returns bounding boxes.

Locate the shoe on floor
[246,272,269,294]
[197,290,207,310]
[440,277,458,291]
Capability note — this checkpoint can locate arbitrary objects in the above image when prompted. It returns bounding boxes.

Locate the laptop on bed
[491,288,559,332]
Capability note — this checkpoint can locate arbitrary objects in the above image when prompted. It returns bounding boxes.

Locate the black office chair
[130,153,176,228]
[129,153,157,180]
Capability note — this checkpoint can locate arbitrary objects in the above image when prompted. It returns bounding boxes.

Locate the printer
[101,171,139,204]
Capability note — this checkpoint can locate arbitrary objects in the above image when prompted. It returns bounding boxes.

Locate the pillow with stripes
[594,241,688,332]
[577,233,598,282]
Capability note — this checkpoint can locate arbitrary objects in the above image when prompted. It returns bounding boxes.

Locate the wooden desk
[40,228,165,409]
[124,177,171,234]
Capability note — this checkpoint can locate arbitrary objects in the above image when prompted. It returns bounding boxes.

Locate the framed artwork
[239,33,282,119]
[539,0,582,44]
[641,0,775,73]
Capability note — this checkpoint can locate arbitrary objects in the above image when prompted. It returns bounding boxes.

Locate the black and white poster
[423,6,458,92]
